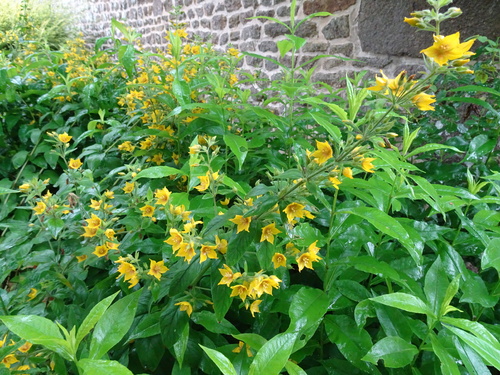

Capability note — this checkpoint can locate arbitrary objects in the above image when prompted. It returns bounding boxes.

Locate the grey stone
[196,7,204,16]
[329,43,353,57]
[259,41,277,52]
[245,55,263,67]
[229,14,239,28]
[265,60,279,71]
[264,23,288,37]
[192,20,199,28]
[243,0,256,7]
[322,15,349,39]
[303,0,356,15]
[302,42,329,53]
[298,56,320,70]
[242,25,261,40]
[256,9,274,21]
[296,21,318,38]
[351,57,393,69]
[322,57,345,70]
[393,64,425,78]
[187,9,195,18]
[204,3,214,15]
[220,33,229,45]
[184,0,192,5]
[277,6,290,17]
[200,19,210,28]
[261,0,273,6]
[215,3,225,11]
[358,0,500,57]
[212,14,227,30]
[312,71,349,87]
[240,41,255,51]
[230,31,240,41]
[225,0,242,12]
[240,10,254,24]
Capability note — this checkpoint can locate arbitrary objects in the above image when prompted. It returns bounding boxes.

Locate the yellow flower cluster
[0,334,34,372]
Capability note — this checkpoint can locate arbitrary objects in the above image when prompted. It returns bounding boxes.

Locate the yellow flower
[189,145,201,154]
[260,223,281,244]
[128,275,140,288]
[249,276,281,297]
[342,167,353,179]
[175,301,193,316]
[195,175,210,192]
[296,252,322,272]
[19,183,31,192]
[27,288,38,301]
[328,176,342,190]
[246,299,262,318]
[148,259,169,280]
[227,48,240,57]
[220,197,230,206]
[215,235,228,254]
[118,141,135,152]
[283,202,315,223]
[81,226,98,238]
[218,264,241,286]
[165,228,184,252]
[173,28,188,38]
[122,181,135,194]
[199,244,218,263]
[311,140,333,165]
[85,213,102,228]
[33,201,46,215]
[140,204,155,217]
[0,334,6,347]
[361,157,376,173]
[368,70,408,97]
[92,244,108,258]
[104,190,115,199]
[58,132,72,143]
[154,187,171,205]
[411,92,436,111]
[421,32,475,66]
[308,241,321,254]
[104,228,116,240]
[89,199,102,210]
[68,158,83,169]
[150,153,165,165]
[1,354,18,368]
[232,341,253,357]
[106,242,120,251]
[18,341,32,353]
[76,254,87,262]
[272,253,287,268]
[177,241,196,263]
[230,284,249,301]
[117,261,137,281]
[229,215,252,233]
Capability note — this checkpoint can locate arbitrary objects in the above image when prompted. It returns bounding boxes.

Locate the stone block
[322,57,345,70]
[229,15,240,28]
[277,6,290,17]
[200,19,211,28]
[187,9,195,18]
[192,20,199,28]
[329,43,353,57]
[196,7,204,16]
[312,71,349,87]
[392,64,425,78]
[296,21,318,38]
[220,33,229,45]
[259,41,277,53]
[184,0,192,5]
[322,15,349,39]
[242,25,261,40]
[245,55,263,68]
[261,0,273,6]
[243,0,256,7]
[303,0,356,15]
[351,57,393,69]
[256,9,275,21]
[240,41,255,51]
[212,15,227,30]
[264,23,288,37]
[302,42,329,53]
[230,31,240,41]
[204,3,214,15]
[265,60,279,71]
[240,10,254,24]
[225,0,242,12]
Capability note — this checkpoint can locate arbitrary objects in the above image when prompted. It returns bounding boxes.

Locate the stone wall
[72,0,500,85]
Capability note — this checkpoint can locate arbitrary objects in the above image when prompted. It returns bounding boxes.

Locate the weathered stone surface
[229,14,239,28]
[296,21,318,38]
[358,0,500,57]
[204,3,214,16]
[351,57,393,69]
[184,0,192,6]
[153,0,162,15]
[329,43,353,57]
[230,31,240,41]
[220,33,229,45]
[322,57,346,70]
[245,55,263,67]
[264,23,288,38]
[195,7,204,16]
[312,71,349,87]
[242,25,261,40]
[392,64,425,78]
[240,10,254,24]
[191,20,199,28]
[200,19,211,28]
[225,0,242,12]
[243,0,256,7]
[302,42,329,53]
[261,0,273,6]
[265,60,280,71]
[259,41,277,52]
[187,9,195,18]
[303,0,356,15]
[276,6,290,17]
[212,15,227,30]
[322,15,349,40]
[256,9,274,21]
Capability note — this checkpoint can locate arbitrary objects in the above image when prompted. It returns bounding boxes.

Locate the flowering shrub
[1,0,500,374]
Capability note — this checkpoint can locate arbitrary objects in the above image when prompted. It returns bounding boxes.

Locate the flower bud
[446,7,462,18]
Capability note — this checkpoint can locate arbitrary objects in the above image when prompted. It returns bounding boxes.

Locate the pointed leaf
[78,359,134,375]
[430,334,461,375]
[362,336,418,368]
[370,293,434,317]
[199,345,238,375]
[248,333,297,375]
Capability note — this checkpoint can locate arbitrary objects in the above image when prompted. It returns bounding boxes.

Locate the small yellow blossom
[404,17,420,27]
[140,205,155,218]
[195,175,210,192]
[68,158,83,169]
[92,244,108,258]
[199,244,218,263]
[89,199,102,210]
[272,253,287,268]
[230,215,252,233]
[296,252,322,272]
[85,214,102,228]
[311,140,333,165]
[175,301,193,316]
[421,32,475,66]
[76,254,87,262]
[33,201,46,215]
[215,235,228,254]
[329,176,342,190]
[27,288,38,301]
[19,183,31,192]
[104,190,115,199]
[104,228,116,240]
[260,223,281,244]
[227,48,240,57]
[154,187,171,205]
[283,202,315,223]
[220,197,230,206]
[411,92,436,111]
[148,259,169,280]
[118,141,135,152]
[342,167,353,179]
[218,264,242,286]
[1,354,19,368]
[361,157,376,173]
[232,341,253,357]
[58,132,72,143]
[165,228,184,252]
[173,28,188,38]
[122,181,135,194]
[230,284,249,301]
[177,241,196,263]
[246,299,262,318]
[81,226,98,238]
[18,342,32,353]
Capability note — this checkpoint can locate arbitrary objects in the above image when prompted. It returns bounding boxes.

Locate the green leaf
[430,334,461,375]
[405,143,463,159]
[232,333,267,351]
[89,289,141,359]
[76,292,119,348]
[453,336,491,375]
[173,323,189,367]
[134,166,185,180]
[276,39,294,57]
[445,326,500,369]
[370,293,434,317]
[284,361,307,375]
[199,345,238,375]
[0,315,74,361]
[12,150,28,169]
[78,359,134,375]
[439,275,460,317]
[362,336,418,368]
[0,187,20,195]
[440,317,499,347]
[309,111,341,143]
[481,238,500,275]
[449,85,500,97]
[248,333,297,375]
[424,257,448,317]
[190,311,238,335]
[223,133,248,171]
[128,312,161,341]
[117,44,136,78]
[339,207,421,265]
[221,175,248,197]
